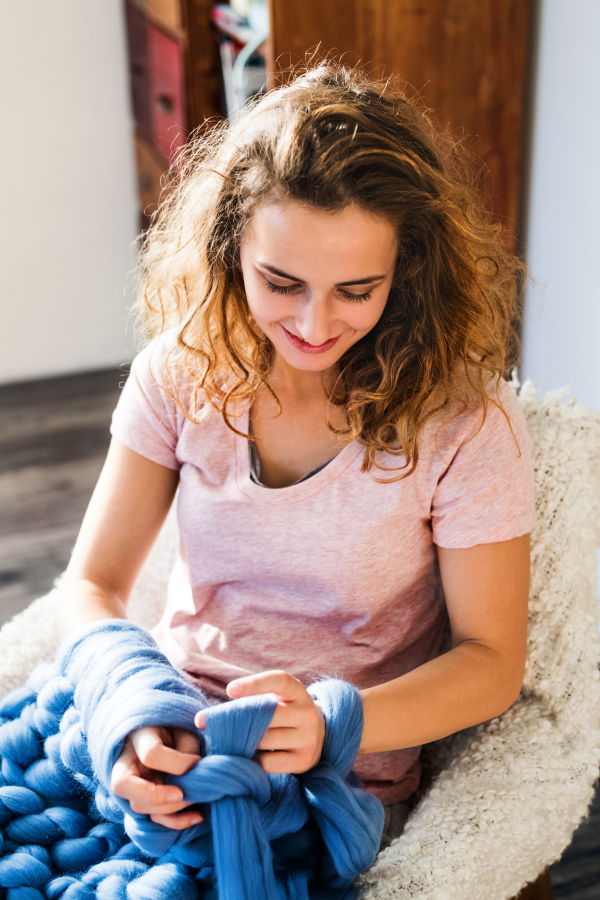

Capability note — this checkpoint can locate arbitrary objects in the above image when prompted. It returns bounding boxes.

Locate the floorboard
[550,783,600,900]
[0,368,122,625]
[0,366,598,898]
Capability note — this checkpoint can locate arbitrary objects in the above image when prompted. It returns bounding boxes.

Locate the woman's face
[239,199,397,375]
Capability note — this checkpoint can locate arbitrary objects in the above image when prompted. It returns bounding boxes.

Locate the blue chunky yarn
[0,621,384,899]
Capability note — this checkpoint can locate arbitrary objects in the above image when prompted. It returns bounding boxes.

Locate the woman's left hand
[194,670,326,774]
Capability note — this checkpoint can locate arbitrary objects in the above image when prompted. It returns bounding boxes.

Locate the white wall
[522,0,600,411]
[2,1,597,392]
[0,1,138,384]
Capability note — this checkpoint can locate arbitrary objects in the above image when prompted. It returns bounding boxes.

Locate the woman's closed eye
[264,279,301,296]
[264,279,372,303]
[338,288,373,303]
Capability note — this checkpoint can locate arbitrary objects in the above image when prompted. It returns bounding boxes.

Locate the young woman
[57,64,535,847]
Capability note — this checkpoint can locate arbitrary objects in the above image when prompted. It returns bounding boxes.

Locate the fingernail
[190,814,202,825]
[167,790,182,803]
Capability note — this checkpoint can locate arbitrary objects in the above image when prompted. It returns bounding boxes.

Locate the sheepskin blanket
[1,379,600,900]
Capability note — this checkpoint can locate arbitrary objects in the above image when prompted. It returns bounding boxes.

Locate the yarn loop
[0,621,384,899]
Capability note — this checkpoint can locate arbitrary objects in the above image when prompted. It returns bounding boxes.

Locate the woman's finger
[131,727,201,775]
[150,809,204,830]
[130,797,194,815]
[111,739,138,782]
[227,670,303,702]
[112,771,184,806]
[196,673,303,729]
[256,726,299,752]
[256,749,304,775]
[172,727,201,756]
[111,741,168,801]
[196,700,297,732]
[262,700,308,729]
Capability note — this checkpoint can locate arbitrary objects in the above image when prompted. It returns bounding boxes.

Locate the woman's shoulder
[131,328,185,387]
[420,375,532,469]
[364,377,531,497]
[130,328,212,415]
[116,330,204,432]
[426,376,536,548]
[112,328,225,468]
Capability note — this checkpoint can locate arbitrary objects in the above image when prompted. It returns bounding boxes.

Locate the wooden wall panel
[182,0,224,129]
[268,0,355,81]
[267,0,532,247]
[355,0,531,240]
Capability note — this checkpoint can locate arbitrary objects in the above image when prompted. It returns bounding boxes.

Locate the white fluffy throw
[1,380,599,900]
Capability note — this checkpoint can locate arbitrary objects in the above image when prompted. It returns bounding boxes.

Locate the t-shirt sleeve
[110,334,182,470]
[431,381,536,548]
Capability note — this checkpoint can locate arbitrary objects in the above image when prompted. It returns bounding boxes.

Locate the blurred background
[1,4,599,628]
[1,0,599,630]
[0,1,599,894]
[1,0,598,399]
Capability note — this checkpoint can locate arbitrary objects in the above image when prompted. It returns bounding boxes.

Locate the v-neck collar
[236,405,363,503]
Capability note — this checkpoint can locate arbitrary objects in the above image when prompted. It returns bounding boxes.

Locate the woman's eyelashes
[339,287,373,302]
[263,278,372,303]
[263,279,299,296]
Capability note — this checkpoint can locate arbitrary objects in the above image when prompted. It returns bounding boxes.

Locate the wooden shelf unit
[124,0,223,227]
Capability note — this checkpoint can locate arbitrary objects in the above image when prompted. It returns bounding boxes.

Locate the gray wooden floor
[0,367,124,624]
[0,368,598,898]
[552,787,600,899]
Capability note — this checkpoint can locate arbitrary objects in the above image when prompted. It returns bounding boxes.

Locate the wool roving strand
[0,620,384,899]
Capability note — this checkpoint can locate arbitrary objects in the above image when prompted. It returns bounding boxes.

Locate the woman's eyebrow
[258,262,386,286]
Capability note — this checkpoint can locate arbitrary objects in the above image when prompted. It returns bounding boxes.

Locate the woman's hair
[137,62,524,480]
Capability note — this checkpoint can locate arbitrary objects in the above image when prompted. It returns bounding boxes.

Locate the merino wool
[0,620,384,900]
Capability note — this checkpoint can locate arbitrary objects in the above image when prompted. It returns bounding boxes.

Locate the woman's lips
[281,325,341,354]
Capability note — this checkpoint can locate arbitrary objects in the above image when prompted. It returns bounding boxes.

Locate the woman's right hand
[111,725,203,830]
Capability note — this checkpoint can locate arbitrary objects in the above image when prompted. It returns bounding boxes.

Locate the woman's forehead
[242,199,397,279]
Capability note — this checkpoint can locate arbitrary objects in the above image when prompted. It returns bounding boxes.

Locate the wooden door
[182,0,224,131]
[267,0,533,250]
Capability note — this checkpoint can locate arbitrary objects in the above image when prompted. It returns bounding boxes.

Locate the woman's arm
[57,437,179,639]
[59,438,202,830]
[224,533,530,770]
[359,533,530,753]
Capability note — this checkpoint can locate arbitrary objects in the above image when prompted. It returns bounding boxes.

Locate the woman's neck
[267,352,336,404]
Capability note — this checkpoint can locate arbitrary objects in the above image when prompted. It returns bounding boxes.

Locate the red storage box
[148,23,187,161]
[125,2,152,142]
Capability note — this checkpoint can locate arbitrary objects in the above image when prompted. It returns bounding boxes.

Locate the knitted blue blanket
[0,621,384,899]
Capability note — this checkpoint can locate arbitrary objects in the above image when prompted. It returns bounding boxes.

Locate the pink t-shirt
[111,332,536,804]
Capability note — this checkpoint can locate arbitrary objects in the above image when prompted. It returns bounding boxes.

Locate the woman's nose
[295,294,334,345]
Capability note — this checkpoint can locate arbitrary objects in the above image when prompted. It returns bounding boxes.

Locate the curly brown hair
[137,62,524,481]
